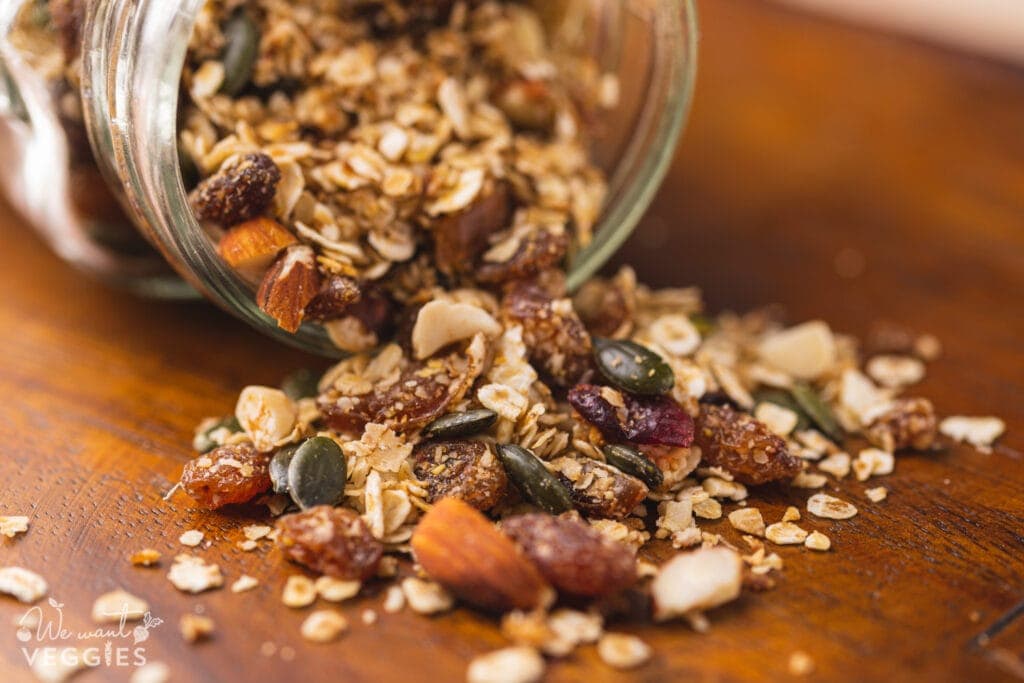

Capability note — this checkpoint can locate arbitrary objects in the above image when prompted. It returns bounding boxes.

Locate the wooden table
[2,1,1023,681]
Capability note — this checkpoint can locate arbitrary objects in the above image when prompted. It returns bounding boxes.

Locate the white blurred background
[780,0,1024,64]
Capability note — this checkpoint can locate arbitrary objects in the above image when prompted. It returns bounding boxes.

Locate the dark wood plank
[1,0,1023,681]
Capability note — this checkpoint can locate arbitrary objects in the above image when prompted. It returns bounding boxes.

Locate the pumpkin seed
[196,415,241,454]
[287,437,347,510]
[219,10,259,97]
[593,338,674,396]
[789,383,843,442]
[601,444,664,490]
[269,444,299,494]
[753,389,811,432]
[422,409,498,439]
[280,368,322,401]
[690,313,716,336]
[496,444,574,515]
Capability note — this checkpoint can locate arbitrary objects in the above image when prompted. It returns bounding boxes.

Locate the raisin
[433,182,511,277]
[693,404,803,485]
[548,457,648,520]
[477,228,569,284]
[502,514,636,598]
[180,443,271,509]
[320,341,483,433]
[191,153,281,226]
[304,276,362,322]
[276,505,383,580]
[865,397,937,452]
[573,268,635,338]
[413,440,508,512]
[567,384,694,447]
[501,283,594,389]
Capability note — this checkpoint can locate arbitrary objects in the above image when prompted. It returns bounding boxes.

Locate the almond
[256,245,321,332]
[411,498,552,612]
[217,217,298,281]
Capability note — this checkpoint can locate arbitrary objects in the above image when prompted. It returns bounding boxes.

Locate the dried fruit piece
[276,506,383,580]
[216,217,297,280]
[502,514,636,598]
[194,153,281,227]
[789,383,843,442]
[501,283,594,389]
[593,338,674,396]
[496,444,574,515]
[256,245,322,332]
[422,410,498,440]
[573,267,636,339]
[411,498,553,612]
[567,384,694,447]
[601,444,664,490]
[865,397,938,452]
[477,228,569,284]
[548,457,648,520]
[180,443,271,509]
[433,181,511,277]
[413,440,508,512]
[693,404,802,485]
[219,10,259,96]
[651,547,743,621]
[304,276,362,322]
[287,437,347,510]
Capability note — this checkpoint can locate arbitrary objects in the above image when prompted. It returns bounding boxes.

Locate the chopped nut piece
[256,245,321,333]
[728,508,766,537]
[411,300,501,360]
[178,529,204,547]
[651,547,743,621]
[597,633,652,670]
[401,577,455,615]
[765,522,808,545]
[231,575,259,593]
[282,575,317,608]
[129,549,162,567]
[91,589,148,623]
[243,525,272,541]
[235,386,298,452]
[817,452,851,479]
[0,566,47,603]
[754,402,800,437]
[300,610,348,643]
[167,555,223,594]
[866,487,888,503]
[781,506,801,522]
[382,585,406,613]
[702,477,748,502]
[789,651,816,676]
[807,493,858,520]
[216,217,297,281]
[758,321,836,380]
[854,448,895,481]
[466,646,545,683]
[804,531,831,551]
[179,613,215,643]
[548,609,604,646]
[939,416,1006,450]
[315,577,361,603]
[0,515,29,538]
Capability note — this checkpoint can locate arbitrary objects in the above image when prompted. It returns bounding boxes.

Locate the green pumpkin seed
[422,409,498,439]
[690,313,716,336]
[593,338,674,396]
[280,368,322,401]
[496,444,574,515]
[789,383,843,442]
[219,10,259,97]
[753,389,811,432]
[269,444,299,494]
[287,437,347,510]
[601,444,664,490]
[196,415,241,454]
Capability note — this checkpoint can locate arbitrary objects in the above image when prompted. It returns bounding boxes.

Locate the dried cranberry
[567,384,694,447]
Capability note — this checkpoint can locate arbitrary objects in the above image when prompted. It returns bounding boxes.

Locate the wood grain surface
[2,1,1023,681]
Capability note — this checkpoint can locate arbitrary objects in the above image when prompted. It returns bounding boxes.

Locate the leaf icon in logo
[133,625,150,644]
[47,597,63,609]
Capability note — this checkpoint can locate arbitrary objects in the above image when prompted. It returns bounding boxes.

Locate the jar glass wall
[0,0,697,355]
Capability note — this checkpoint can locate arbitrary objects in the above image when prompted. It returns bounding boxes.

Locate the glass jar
[0,0,698,355]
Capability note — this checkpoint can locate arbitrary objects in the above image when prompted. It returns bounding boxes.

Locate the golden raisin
[865,397,937,452]
[180,443,271,509]
[412,440,508,512]
[191,153,281,226]
[548,457,648,520]
[694,404,802,485]
[276,506,383,580]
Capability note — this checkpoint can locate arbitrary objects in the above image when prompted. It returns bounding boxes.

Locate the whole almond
[256,245,321,332]
[217,217,298,281]
[411,498,552,612]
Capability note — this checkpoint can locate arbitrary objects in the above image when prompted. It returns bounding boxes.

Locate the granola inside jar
[0,0,697,353]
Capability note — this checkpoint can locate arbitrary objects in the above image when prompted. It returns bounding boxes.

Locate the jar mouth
[84,0,698,357]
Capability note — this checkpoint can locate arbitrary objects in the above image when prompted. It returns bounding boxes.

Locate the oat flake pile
[1,1,1009,682]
